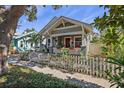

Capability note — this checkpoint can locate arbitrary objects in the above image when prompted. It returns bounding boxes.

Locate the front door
[65,37,71,48]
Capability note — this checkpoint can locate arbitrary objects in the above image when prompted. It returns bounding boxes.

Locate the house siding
[51,26,82,35]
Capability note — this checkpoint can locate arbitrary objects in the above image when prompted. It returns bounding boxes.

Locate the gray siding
[51,26,82,35]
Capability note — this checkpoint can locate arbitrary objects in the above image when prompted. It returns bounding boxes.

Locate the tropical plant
[106,46,124,87]
[100,27,124,56]
[94,5,124,87]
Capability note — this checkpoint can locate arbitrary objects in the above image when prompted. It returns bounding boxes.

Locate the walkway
[12,61,113,88]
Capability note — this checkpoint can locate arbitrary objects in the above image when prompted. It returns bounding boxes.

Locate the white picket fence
[48,55,124,79]
[29,52,124,79]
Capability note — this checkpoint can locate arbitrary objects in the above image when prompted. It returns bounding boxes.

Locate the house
[39,16,93,55]
[11,31,37,53]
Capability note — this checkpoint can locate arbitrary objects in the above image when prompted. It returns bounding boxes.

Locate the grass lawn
[0,65,79,88]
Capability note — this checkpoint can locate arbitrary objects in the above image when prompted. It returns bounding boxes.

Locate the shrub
[19,51,29,61]
[106,47,124,88]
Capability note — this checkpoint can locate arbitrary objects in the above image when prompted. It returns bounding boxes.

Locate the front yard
[0,65,79,88]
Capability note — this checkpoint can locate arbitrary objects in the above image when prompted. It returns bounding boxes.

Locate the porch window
[47,39,50,47]
[20,41,23,47]
[75,36,82,48]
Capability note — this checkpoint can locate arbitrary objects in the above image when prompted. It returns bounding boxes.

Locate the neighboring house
[39,16,93,55]
[11,31,37,52]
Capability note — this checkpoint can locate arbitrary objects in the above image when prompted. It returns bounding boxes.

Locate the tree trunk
[0,5,27,75]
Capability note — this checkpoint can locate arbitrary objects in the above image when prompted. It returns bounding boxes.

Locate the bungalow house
[39,16,93,55]
[11,31,37,53]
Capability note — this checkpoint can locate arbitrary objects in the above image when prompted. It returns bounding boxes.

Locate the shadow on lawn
[34,64,104,88]
[3,62,105,88]
[66,76,104,88]
[0,65,79,88]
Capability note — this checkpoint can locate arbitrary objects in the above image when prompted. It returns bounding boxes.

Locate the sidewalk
[31,66,112,88]
[15,61,113,88]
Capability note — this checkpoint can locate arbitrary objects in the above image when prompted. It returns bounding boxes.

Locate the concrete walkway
[13,61,113,88]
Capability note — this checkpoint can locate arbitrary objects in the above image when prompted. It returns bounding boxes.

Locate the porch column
[50,37,52,47]
[81,26,88,58]
[49,36,53,53]
[81,26,85,46]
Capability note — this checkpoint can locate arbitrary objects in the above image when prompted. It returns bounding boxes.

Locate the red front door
[65,38,70,48]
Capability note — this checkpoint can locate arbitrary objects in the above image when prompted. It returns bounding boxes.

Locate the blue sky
[17,5,106,34]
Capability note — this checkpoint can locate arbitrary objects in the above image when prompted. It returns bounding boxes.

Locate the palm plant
[30,33,40,48]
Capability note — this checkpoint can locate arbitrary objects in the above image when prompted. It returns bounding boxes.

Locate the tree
[0,5,62,75]
[94,5,124,56]
[94,5,124,31]
[23,28,36,34]
[94,5,124,87]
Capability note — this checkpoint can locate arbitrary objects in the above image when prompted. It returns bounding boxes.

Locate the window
[20,41,23,47]
[75,36,82,48]
[47,39,50,47]
[31,43,33,47]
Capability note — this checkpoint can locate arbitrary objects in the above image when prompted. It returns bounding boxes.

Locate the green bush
[106,47,124,88]
[19,51,29,61]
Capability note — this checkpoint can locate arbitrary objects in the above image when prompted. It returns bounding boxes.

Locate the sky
[17,5,106,34]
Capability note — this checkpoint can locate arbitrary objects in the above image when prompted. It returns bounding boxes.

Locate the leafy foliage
[19,51,30,61]
[60,48,70,57]
[94,5,124,31]
[100,27,124,56]
[94,5,124,88]
[30,33,40,46]
[106,55,124,87]
[23,28,36,34]
[90,35,100,43]
[24,6,37,21]
[0,65,79,88]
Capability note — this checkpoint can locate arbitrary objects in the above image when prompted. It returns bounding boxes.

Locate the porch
[47,35,87,55]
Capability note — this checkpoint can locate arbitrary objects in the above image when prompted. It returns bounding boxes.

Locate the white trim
[51,31,82,37]
[54,25,79,30]
[74,36,82,48]
[43,17,63,35]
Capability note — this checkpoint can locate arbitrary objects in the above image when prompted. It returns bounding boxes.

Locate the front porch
[47,35,87,55]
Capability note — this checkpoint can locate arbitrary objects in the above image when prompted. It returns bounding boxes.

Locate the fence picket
[99,57,102,77]
[48,54,123,80]
[90,57,93,76]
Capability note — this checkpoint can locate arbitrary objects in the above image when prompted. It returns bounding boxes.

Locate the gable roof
[14,31,36,39]
[39,17,59,35]
[39,16,92,35]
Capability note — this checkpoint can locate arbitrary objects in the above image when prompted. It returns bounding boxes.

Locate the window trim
[64,36,71,48]
[74,36,82,48]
